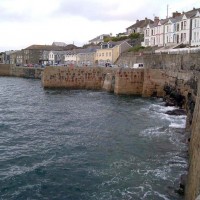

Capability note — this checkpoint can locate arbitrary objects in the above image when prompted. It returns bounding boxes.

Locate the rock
[175,174,187,196]
[165,109,186,116]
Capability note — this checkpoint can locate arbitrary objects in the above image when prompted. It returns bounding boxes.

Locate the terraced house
[191,10,200,46]
[142,8,200,48]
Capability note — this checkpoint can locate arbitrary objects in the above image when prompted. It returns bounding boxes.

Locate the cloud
[0,0,200,51]
[54,0,163,21]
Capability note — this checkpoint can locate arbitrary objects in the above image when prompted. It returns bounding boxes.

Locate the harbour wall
[186,78,200,200]
[0,64,43,79]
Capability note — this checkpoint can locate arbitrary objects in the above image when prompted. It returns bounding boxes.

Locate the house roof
[25,45,64,51]
[52,42,67,47]
[89,34,110,43]
[126,18,154,30]
[100,40,131,49]
[184,8,200,18]
[77,46,100,54]
[25,44,77,51]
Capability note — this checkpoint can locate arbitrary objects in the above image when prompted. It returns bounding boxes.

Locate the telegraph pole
[167,4,169,18]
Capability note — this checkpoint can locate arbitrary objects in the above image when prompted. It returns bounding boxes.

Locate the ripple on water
[0,77,186,200]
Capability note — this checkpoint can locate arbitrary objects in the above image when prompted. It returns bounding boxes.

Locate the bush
[128,33,140,39]
[128,45,145,52]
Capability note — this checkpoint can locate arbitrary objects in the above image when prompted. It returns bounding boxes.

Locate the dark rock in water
[165,101,176,107]
[163,84,185,108]
[165,109,186,116]
[175,174,187,196]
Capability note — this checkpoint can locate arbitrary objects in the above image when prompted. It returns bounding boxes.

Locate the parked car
[110,65,119,68]
[132,63,144,68]
[27,63,33,67]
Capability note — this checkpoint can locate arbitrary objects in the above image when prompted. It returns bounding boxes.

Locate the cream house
[64,50,78,65]
[95,41,132,66]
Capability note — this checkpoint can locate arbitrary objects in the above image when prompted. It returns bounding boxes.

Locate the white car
[132,63,144,68]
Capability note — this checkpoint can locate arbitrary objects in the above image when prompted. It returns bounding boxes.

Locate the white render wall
[191,17,200,46]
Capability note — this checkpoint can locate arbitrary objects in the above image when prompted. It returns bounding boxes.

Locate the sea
[0,77,188,200]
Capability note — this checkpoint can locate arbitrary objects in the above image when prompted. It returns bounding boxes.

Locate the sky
[0,0,199,51]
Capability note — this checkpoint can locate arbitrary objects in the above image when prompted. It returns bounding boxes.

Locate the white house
[48,51,55,65]
[164,18,177,46]
[191,10,200,46]
[155,19,168,46]
[175,14,191,45]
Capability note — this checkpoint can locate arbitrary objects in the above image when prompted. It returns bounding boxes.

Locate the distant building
[126,18,154,35]
[95,41,132,66]
[89,34,111,45]
[77,46,100,66]
[0,52,5,64]
[52,42,67,47]
[23,44,78,64]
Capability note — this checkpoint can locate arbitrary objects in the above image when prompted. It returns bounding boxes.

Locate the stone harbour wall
[185,78,200,200]
[0,64,43,79]
[0,64,12,76]
[42,66,116,90]
[114,68,144,95]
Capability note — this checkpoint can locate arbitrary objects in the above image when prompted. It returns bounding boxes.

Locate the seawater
[0,77,187,200]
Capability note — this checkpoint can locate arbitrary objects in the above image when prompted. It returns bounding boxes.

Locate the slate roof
[25,44,77,51]
[52,42,67,47]
[89,34,110,43]
[25,45,64,51]
[126,18,154,30]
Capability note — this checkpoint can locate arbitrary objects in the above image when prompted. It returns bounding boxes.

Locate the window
[181,22,183,30]
[184,33,186,41]
[177,23,180,31]
[106,52,108,56]
[181,33,184,42]
[194,32,196,41]
[184,21,187,30]
[102,53,104,56]
[109,52,111,56]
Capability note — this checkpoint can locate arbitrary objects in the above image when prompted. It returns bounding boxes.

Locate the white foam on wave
[148,101,187,130]
[169,123,185,129]
[149,104,177,113]
[140,126,167,138]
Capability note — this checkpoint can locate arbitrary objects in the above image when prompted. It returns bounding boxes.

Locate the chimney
[172,11,181,18]
[145,17,148,22]
[154,16,159,23]
[193,7,196,10]
[136,19,139,23]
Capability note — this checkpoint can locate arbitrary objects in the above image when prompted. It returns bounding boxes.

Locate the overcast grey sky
[0,0,199,51]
